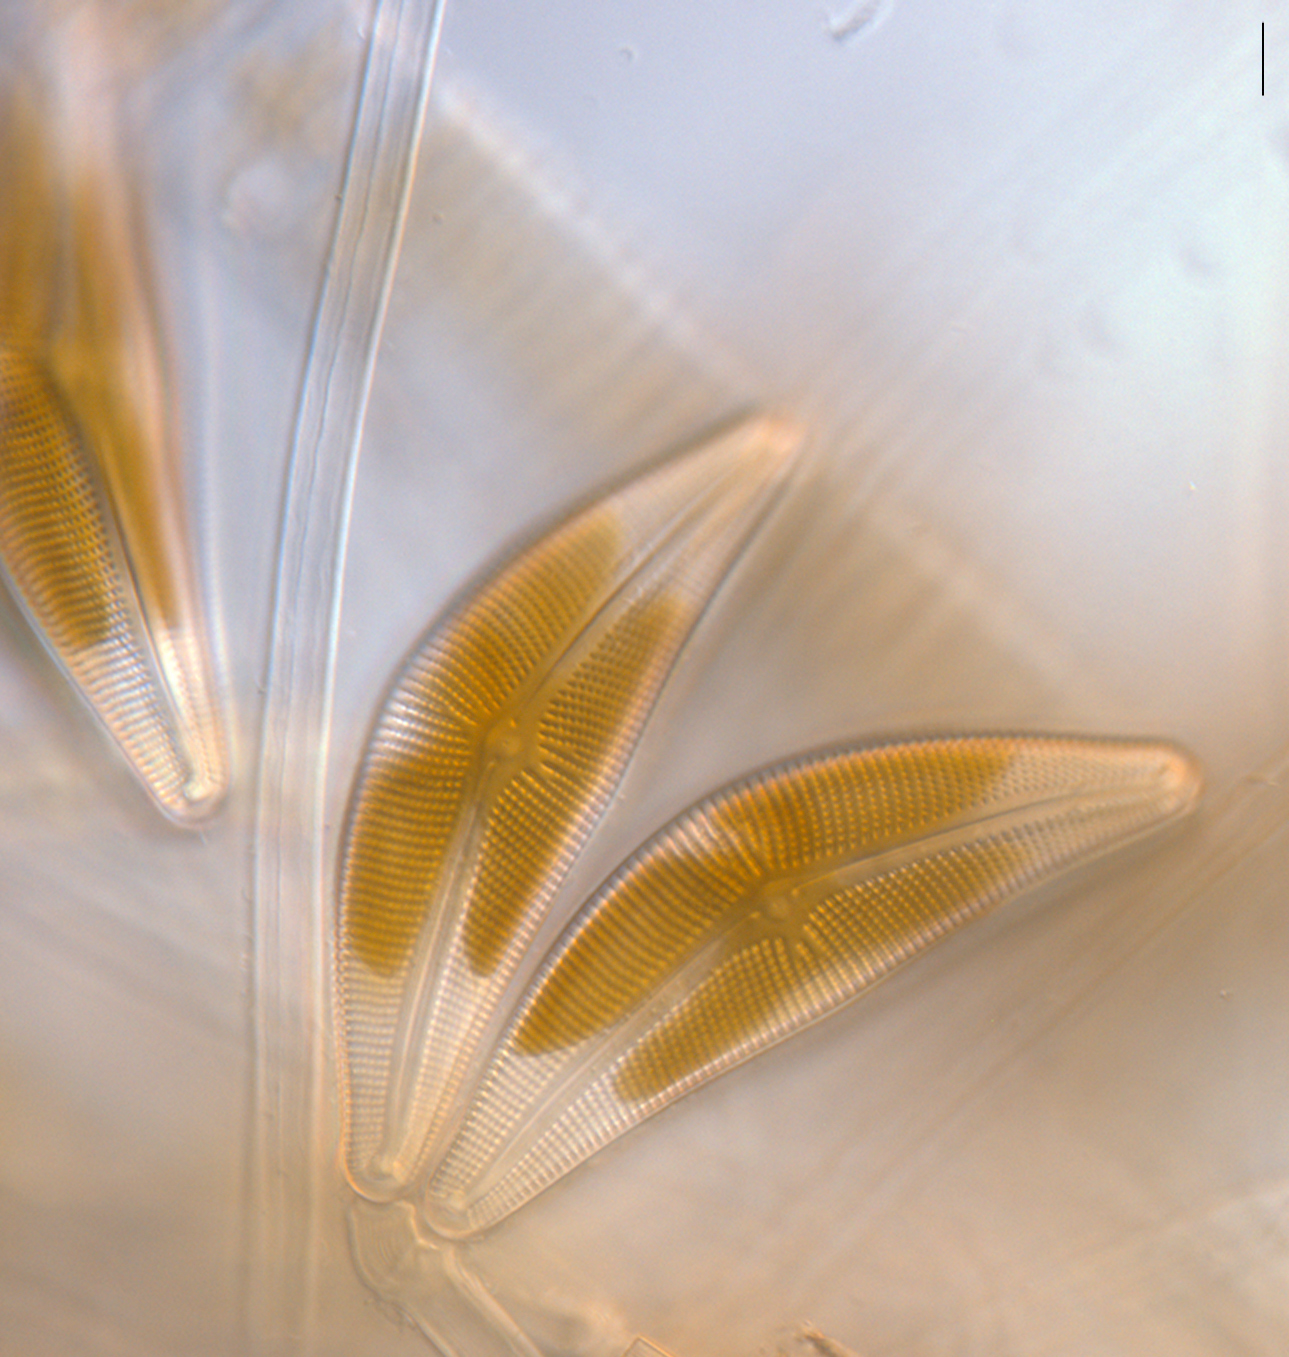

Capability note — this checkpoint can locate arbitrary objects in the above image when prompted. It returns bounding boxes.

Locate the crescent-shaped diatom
[0,75,227,821]
[0,344,225,819]
[337,414,801,1200]
[424,734,1201,1235]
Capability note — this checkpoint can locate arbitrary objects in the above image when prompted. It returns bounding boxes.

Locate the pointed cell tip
[1155,740,1204,817]
[737,411,805,475]
[160,770,229,825]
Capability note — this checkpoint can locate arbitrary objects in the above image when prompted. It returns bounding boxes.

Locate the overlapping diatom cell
[337,415,802,1200]
[423,734,1201,1235]
[0,66,227,821]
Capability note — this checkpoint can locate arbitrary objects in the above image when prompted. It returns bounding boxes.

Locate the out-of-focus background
[1,2,1287,1354]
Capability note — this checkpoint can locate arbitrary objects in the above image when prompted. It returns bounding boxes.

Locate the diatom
[0,72,227,821]
[423,734,1201,1235]
[337,414,802,1200]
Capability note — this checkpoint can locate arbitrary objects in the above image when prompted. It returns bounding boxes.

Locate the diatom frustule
[337,414,802,1201]
[0,56,227,821]
[422,733,1201,1236]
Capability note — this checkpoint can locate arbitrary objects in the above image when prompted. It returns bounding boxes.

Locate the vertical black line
[1263,23,1266,96]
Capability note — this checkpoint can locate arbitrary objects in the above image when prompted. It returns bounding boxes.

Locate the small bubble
[825,0,894,44]
[223,156,297,239]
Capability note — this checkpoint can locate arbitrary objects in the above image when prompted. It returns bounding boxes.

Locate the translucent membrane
[337,414,801,1199]
[0,52,227,821]
[425,734,1201,1235]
